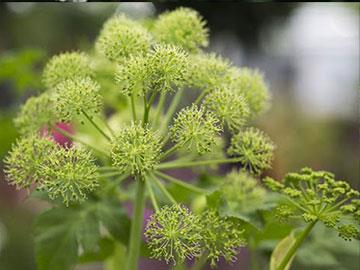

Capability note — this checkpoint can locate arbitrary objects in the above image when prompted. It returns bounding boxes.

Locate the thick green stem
[156,158,241,169]
[155,171,207,194]
[276,220,317,270]
[82,110,111,141]
[126,177,146,270]
[130,94,137,121]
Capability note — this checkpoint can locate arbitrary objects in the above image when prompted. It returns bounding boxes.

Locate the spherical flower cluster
[225,67,270,117]
[145,204,203,264]
[221,169,266,213]
[95,15,152,62]
[14,93,57,135]
[4,134,57,189]
[170,105,222,154]
[146,44,189,94]
[55,77,102,122]
[200,210,245,268]
[42,52,93,89]
[153,7,208,52]
[188,53,231,92]
[116,44,189,96]
[110,124,162,176]
[38,145,99,206]
[204,88,249,131]
[227,127,275,175]
[264,168,360,241]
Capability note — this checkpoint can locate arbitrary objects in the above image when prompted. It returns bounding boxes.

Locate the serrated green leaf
[270,232,296,270]
[34,199,130,270]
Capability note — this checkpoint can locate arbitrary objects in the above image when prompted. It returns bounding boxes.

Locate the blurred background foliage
[0,2,358,270]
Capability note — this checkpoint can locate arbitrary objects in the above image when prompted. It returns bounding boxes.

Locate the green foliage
[145,204,202,264]
[42,52,93,89]
[110,123,162,176]
[153,7,208,52]
[95,15,152,62]
[170,105,222,154]
[34,200,130,270]
[14,93,57,134]
[55,77,102,122]
[228,127,275,175]
[264,168,360,241]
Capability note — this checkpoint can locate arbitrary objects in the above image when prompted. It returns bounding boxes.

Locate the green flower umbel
[200,210,245,268]
[38,145,99,206]
[204,87,249,131]
[14,93,57,135]
[227,127,275,175]
[264,168,360,241]
[42,52,93,89]
[55,77,102,122]
[153,7,208,52]
[4,134,57,189]
[170,105,222,154]
[145,205,203,264]
[110,124,162,176]
[95,15,152,62]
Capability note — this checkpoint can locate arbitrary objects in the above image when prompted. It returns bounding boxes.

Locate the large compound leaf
[34,199,130,270]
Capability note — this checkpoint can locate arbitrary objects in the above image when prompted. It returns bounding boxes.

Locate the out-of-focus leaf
[0,49,45,93]
[34,199,130,270]
[79,238,115,263]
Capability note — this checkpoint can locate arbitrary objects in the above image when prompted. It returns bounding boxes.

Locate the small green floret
[110,124,162,176]
[227,128,275,175]
[95,15,152,62]
[170,105,222,154]
[38,145,99,206]
[200,210,245,268]
[55,77,102,122]
[4,134,57,189]
[14,93,57,134]
[43,52,93,89]
[204,88,249,131]
[153,7,208,52]
[225,67,270,117]
[145,204,202,264]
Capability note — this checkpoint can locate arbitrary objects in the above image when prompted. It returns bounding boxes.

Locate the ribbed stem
[126,177,146,270]
[276,220,317,270]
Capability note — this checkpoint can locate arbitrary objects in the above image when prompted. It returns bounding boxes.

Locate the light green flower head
[110,123,162,176]
[42,52,93,89]
[95,15,152,62]
[170,105,222,155]
[153,7,208,52]
[145,204,203,264]
[200,210,245,268]
[146,44,189,94]
[226,67,270,117]
[227,127,275,175]
[264,168,360,241]
[116,44,188,96]
[4,134,57,189]
[14,93,57,135]
[221,169,266,213]
[38,145,99,206]
[204,87,250,131]
[55,77,102,122]
[188,53,231,91]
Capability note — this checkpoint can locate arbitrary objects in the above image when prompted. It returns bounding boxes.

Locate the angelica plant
[2,6,358,270]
